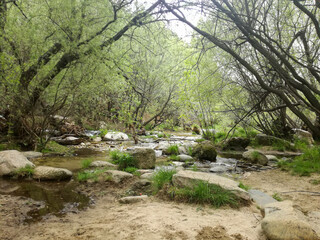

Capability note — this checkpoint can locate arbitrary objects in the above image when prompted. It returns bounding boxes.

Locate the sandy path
[4,198,265,240]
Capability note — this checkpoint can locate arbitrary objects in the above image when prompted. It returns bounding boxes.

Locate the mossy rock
[192,141,217,162]
[242,150,268,165]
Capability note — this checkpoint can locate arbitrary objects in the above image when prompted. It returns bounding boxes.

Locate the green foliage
[170,181,239,208]
[213,131,226,143]
[157,133,165,138]
[124,167,138,174]
[238,182,250,191]
[271,139,296,152]
[166,145,179,155]
[169,155,179,161]
[110,150,137,171]
[191,164,199,171]
[81,158,93,169]
[187,147,193,156]
[14,165,34,178]
[277,146,320,176]
[195,139,206,143]
[202,130,215,142]
[0,142,21,151]
[152,169,177,192]
[99,129,108,137]
[272,193,282,201]
[294,138,309,151]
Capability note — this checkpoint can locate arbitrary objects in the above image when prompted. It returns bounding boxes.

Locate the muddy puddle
[0,178,91,223]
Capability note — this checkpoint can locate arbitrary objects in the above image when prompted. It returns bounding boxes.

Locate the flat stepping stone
[89,161,116,168]
[248,189,277,208]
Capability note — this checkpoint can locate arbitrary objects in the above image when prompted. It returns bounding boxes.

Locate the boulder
[119,195,148,204]
[33,166,72,180]
[104,170,133,183]
[103,132,129,141]
[242,150,268,165]
[22,151,43,160]
[53,136,83,145]
[248,189,277,208]
[0,150,35,176]
[192,141,217,162]
[92,137,102,143]
[89,161,116,168]
[255,133,292,147]
[131,148,156,169]
[222,137,250,151]
[172,170,250,201]
[266,155,278,162]
[262,201,320,240]
[140,172,154,180]
[177,154,193,162]
[293,129,314,145]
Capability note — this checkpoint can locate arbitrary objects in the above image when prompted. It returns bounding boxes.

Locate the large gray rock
[255,133,292,148]
[0,150,35,176]
[22,151,43,160]
[131,148,156,169]
[192,141,217,162]
[104,170,133,183]
[293,129,314,145]
[103,132,129,141]
[89,161,116,168]
[33,166,72,180]
[222,137,250,151]
[177,154,193,162]
[262,201,320,240]
[172,170,250,201]
[248,189,277,208]
[242,150,268,165]
[53,136,83,145]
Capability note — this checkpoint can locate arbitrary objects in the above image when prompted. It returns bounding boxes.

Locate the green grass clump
[166,145,179,155]
[250,151,261,160]
[271,139,295,152]
[14,165,34,178]
[294,138,309,151]
[202,130,215,142]
[310,179,320,185]
[171,181,239,208]
[77,169,107,182]
[99,128,108,137]
[110,150,137,171]
[238,182,250,191]
[169,155,179,161]
[277,146,320,176]
[124,167,138,174]
[152,169,177,192]
[272,193,282,201]
[81,158,93,169]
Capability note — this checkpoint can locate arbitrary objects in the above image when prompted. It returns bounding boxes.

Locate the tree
[162,0,320,139]
[0,0,163,146]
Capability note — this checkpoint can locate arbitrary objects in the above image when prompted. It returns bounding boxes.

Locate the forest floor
[1,169,320,240]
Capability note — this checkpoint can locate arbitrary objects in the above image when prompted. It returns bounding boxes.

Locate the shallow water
[0,178,90,223]
[33,148,109,171]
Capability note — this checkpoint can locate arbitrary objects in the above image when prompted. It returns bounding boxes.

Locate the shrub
[202,130,215,142]
[110,150,137,170]
[170,181,239,208]
[277,146,320,176]
[152,169,177,192]
[166,145,179,155]
[81,158,93,169]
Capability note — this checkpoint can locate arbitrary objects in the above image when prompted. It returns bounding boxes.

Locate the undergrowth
[110,150,137,170]
[277,145,320,176]
[152,169,177,193]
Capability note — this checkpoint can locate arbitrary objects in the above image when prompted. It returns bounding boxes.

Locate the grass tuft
[14,164,34,178]
[110,150,137,171]
[170,180,239,208]
[81,158,93,169]
[152,169,177,192]
[166,145,179,155]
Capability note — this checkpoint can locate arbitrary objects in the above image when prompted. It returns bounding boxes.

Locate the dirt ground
[1,169,320,240]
